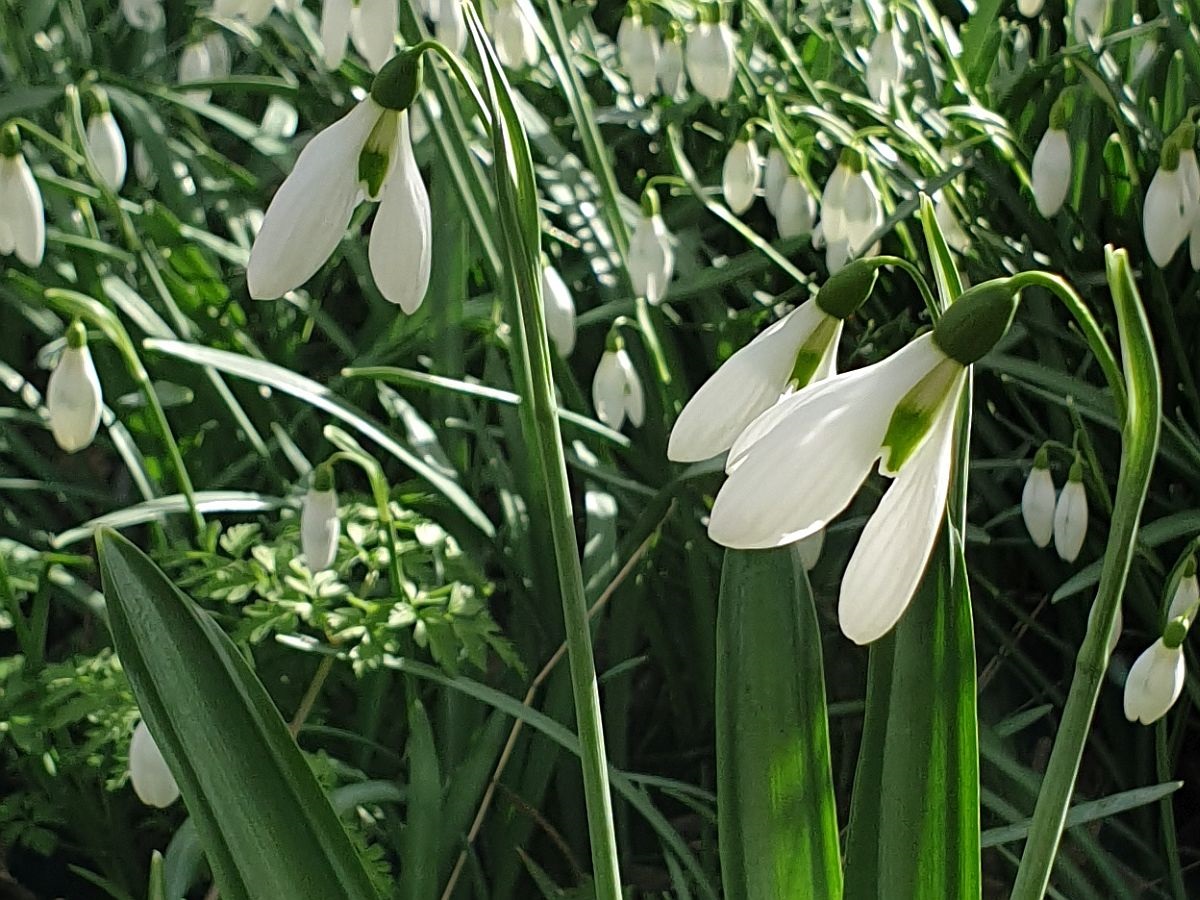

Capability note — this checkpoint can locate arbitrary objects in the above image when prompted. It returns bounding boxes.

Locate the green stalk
[1011,248,1161,898]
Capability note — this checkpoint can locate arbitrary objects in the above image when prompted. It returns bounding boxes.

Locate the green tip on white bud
[0,122,20,157]
[1033,444,1051,469]
[1184,556,1197,579]
[89,87,112,116]
[371,49,425,112]
[814,258,879,319]
[839,146,866,173]
[65,320,88,349]
[605,329,625,353]
[1160,138,1181,172]
[1048,94,1070,131]
[312,462,335,492]
[1163,616,1190,649]
[932,278,1020,365]
[1174,121,1196,152]
[640,186,660,218]
[1067,459,1083,482]
[699,1,721,24]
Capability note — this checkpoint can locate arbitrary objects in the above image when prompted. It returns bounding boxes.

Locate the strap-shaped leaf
[97,528,380,900]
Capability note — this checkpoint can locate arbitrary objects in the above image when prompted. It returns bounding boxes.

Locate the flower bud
[932,278,1020,366]
[866,24,905,103]
[541,262,576,357]
[47,321,103,454]
[1031,127,1070,218]
[617,10,660,99]
[371,49,424,112]
[1123,638,1185,725]
[1053,462,1087,563]
[0,124,46,267]
[593,342,644,430]
[86,94,128,191]
[721,135,760,214]
[1020,447,1055,548]
[1167,557,1198,621]
[301,464,340,571]
[815,258,878,319]
[628,196,674,304]
[657,22,686,100]
[685,10,736,103]
[129,720,180,808]
[776,176,818,239]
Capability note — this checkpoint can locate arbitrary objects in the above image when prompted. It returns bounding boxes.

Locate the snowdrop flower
[47,321,103,454]
[1017,0,1044,16]
[628,188,674,304]
[212,0,274,26]
[617,7,660,99]
[1031,125,1070,218]
[322,0,397,72]
[657,22,686,100]
[934,191,970,252]
[593,338,644,430]
[121,0,165,31]
[1053,460,1087,562]
[819,149,882,272]
[1072,0,1107,46]
[709,279,1021,643]
[777,176,818,239]
[541,261,576,357]
[866,19,905,104]
[0,124,45,267]
[763,146,788,215]
[1167,557,1198,621]
[86,93,127,192]
[248,53,432,311]
[178,40,215,102]
[1020,447,1055,548]
[686,3,736,103]
[722,127,761,214]
[1145,126,1196,267]
[301,464,340,570]
[668,260,878,463]
[129,720,180,808]
[492,0,539,69]
[435,0,468,55]
[206,31,233,78]
[1124,634,1186,725]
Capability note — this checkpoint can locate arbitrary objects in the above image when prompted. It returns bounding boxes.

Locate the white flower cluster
[1019,450,1088,563]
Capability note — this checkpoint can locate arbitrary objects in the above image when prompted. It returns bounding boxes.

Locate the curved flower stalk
[47,321,103,454]
[301,464,341,571]
[86,91,128,191]
[247,52,432,312]
[1020,446,1055,548]
[129,720,180,808]
[721,126,760,214]
[657,21,686,100]
[685,3,735,103]
[321,0,398,72]
[492,0,539,69]
[668,260,879,463]
[593,336,644,430]
[709,279,1021,644]
[0,123,45,267]
[617,5,660,99]
[213,0,274,26]
[1144,123,1196,267]
[818,148,882,273]
[541,261,576,357]
[627,187,674,304]
[866,17,906,104]
[121,0,164,31]
[1053,460,1087,562]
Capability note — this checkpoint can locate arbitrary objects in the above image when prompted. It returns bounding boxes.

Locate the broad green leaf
[715,547,841,900]
[97,529,380,900]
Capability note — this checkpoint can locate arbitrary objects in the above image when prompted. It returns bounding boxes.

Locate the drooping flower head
[593,333,645,431]
[129,719,180,808]
[722,123,761,215]
[866,13,906,104]
[86,89,128,192]
[818,147,882,272]
[47,320,103,454]
[777,175,818,239]
[1020,445,1055,548]
[1124,624,1187,725]
[685,2,736,103]
[0,122,45,267]
[1031,93,1072,218]
[628,186,674,304]
[657,20,687,101]
[709,278,1021,644]
[1145,122,1196,267]
[1167,556,1198,621]
[1053,459,1087,563]
[248,50,432,312]
[492,0,540,70]
[301,463,341,571]
[763,146,788,215]
[321,0,398,72]
[617,3,660,99]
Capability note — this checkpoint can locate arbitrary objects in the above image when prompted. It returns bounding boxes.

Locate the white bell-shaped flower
[1053,462,1087,562]
[593,343,644,430]
[820,153,882,272]
[866,24,905,103]
[1124,637,1186,725]
[300,465,340,570]
[1167,559,1198,621]
[121,0,165,30]
[1145,134,1197,268]
[435,0,468,54]
[628,190,674,304]
[47,321,103,454]
[1072,0,1107,45]
[492,0,540,69]
[248,60,432,312]
[763,147,788,215]
[541,262,576,357]
[1132,38,1157,82]
[86,103,128,192]
[657,24,686,100]
[0,127,45,267]
[685,10,736,103]
[322,0,396,71]
[721,134,761,214]
[1031,127,1071,218]
[776,176,818,239]
[178,40,214,102]
[1017,0,1044,16]
[1020,450,1055,548]
[617,10,660,99]
[321,0,354,68]
[129,720,180,808]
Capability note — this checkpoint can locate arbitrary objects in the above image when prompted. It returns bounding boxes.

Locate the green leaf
[96,529,380,900]
[715,547,841,899]
[399,698,441,900]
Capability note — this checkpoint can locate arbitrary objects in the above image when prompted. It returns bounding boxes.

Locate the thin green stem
[871,255,939,319]
[410,39,493,128]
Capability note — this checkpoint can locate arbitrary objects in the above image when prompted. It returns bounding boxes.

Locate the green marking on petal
[358,109,400,200]
[880,356,962,473]
[787,314,839,389]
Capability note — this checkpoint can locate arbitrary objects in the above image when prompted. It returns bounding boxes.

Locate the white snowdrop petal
[87,112,128,191]
[129,720,180,808]
[436,0,468,54]
[351,0,398,72]
[841,170,883,254]
[839,379,962,644]
[1144,166,1191,267]
[657,38,686,99]
[301,488,341,570]
[1020,465,1056,548]
[776,176,818,239]
[819,163,851,243]
[1031,128,1071,218]
[1167,574,1199,622]
[1053,479,1088,562]
[205,32,232,79]
[628,214,674,304]
[763,148,788,215]
[178,42,213,102]
[796,527,825,571]
[0,154,45,266]
[685,21,736,102]
[593,351,628,429]
[321,0,354,68]
[1018,0,1044,15]
[722,140,761,214]
[541,264,576,357]
[369,115,432,312]
[247,100,382,299]
[242,0,276,25]
[866,28,904,103]
[618,17,659,97]
[1123,640,1185,725]
[617,349,645,427]
[47,346,103,453]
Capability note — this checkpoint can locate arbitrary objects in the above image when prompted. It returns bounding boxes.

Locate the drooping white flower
[86,106,128,192]
[1167,559,1198,621]
[1053,463,1087,562]
[819,151,882,272]
[1031,127,1071,218]
[617,10,660,99]
[129,720,180,808]
[628,191,674,304]
[541,262,576,357]
[1124,638,1186,725]
[657,24,686,100]
[435,0,468,54]
[205,31,232,78]
[121,0,165,31]
[1017,0,1044,16]
[593,344,644,430]
[1020,450,1055,548]
[321,0,354,68]
[47,322,103,454]
[1072,0,1107,45]
[0,127,46,267]
[179,40,215,103]
[1145,167,1191,267]
[248,66,432,311]
[322,0,397,71]
[492,0,539,70]
[866,24,905,103]
[776,176,818,239]
[685,11,736,103]
[301,466,340,570]
[722,135,761,214]
[763,147,788,215]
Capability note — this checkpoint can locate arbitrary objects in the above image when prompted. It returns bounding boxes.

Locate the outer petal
[776,176,817,239]
[301,488,341,570]
[129,720,180,808]
[178,41,213,102]
[351,0,398,72]
[369,114,432,312]
[436,0,468,54]
[722,140,760,214]
[1167,574,1198,621]
[667,300,836,462]
[1031,129,1070,218]
[47,346,103,453]
[866,28,904,102]
[242,0,276,25]
[205,32,232,78]
[819,163,851,243]
[685,22,735,102]
[0,155,46,266]
[763,147,788,215]
[628,213,673,303]
[657,39,686,99]
[620,19,660,97]
[838,378,962,644]
[1053,479,1088,562]
[87,112,128,191]
[1123,640,1185,724]
[592,351,627,429]
[542,264,576,356]
[321,0,353,68]
[247,99,380,299]
[1021,465,1056,548]
[842,170,882,254]
[617,348,645,427]
[1144,166,1190,267]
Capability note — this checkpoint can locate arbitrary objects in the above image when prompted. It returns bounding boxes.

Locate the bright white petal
[721,140,760,214]
[542,264,576,356]
[0,155,45,266]
[87,112,128,191]
[47,346,103,453]
[204,32,232,78]
[242,0,275,25]
[685,22,735,102]
[351,0,397,72]
[1031,129,1070,218]
[617,348,645,427]
[1144,166,1191,267]
[796,527,825,571]
[1021,465,1056,548]
[247,99,381,299]
[776,176,817,239]
[435,0,468,54]
[819,163,851,243]
[657,39,686,99]
[841,170,882,254]
[593,351,627,429]
[301,488,340,570]
[369,114,432,312]
[1053,479,1088,562]
[619,18,660,97]
[1123,640,1185,725]
[763,147,788,215]
[129,720,180,808]
[1168,574,1198,621]
[321,0,353,68]
[838,378,962,644]
[628,214,673,304]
